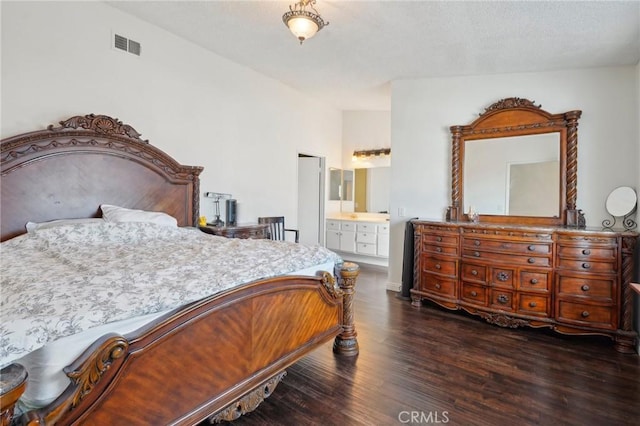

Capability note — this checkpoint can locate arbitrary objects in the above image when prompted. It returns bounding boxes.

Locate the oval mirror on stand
[602,186,637,231]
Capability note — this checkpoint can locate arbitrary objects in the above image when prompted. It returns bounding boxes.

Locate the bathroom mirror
[342,169,354,202]
[354,167,390,213]
[603,186,637,230]
[329,168,353,203]
[447,97,584,227]
[329,168,342,201]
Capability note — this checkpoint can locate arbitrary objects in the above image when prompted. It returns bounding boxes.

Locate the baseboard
[386,281,401,292]
[334,251,388,268]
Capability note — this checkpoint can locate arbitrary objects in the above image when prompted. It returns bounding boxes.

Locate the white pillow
[25,218,105,233]
[100,204,178,227]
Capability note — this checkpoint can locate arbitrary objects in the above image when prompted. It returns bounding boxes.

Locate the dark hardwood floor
[217,265,640,426]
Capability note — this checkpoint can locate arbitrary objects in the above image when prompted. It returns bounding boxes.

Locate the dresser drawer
[462,249,551,267]
[357,242,377,255]
[461,282,488,306]
[556,300,615,330]
[423,243,458,256]
[423,233,459,246]
[461,262,486,282]
[556,275,615,300]
[490,267,515,288]
[463,238,551,255]
[357,232,376,244]
[490,289,515,311]
[557,245,616,260]
[556,258,616,274]
[519,271,551,292]
[422,256,458,276]
[420,275,457,298]
[517,294,550,317]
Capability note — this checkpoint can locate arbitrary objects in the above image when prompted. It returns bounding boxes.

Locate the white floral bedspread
[0,222,341,366]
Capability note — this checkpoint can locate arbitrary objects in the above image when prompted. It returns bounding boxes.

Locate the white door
[297,156,323,245]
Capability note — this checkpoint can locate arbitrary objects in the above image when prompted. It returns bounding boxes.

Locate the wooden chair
[258,216,299,243]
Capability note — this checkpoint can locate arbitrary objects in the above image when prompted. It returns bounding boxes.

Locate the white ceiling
[107,0,640,111]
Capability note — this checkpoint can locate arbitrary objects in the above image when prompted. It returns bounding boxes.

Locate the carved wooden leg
[411,294,422,307]
[333,262,360,356]
[613,333,638,354]
[0,363,27,426]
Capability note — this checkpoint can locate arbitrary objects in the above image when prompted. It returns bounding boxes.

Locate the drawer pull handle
[527,258,536,264]
[582,262,591,269]
[471,291,478,297]
[529,302,537,308]
[497,294,509,304]
[527,245,536,251]
[435,283,441,289]
[582,249,591,255]
[501,243,511,249]
[436,247,442,252]
[497,272,510,282]
[581,284,590,292]
[474,240,480,246]
[436,237,442,242]
[581,311,590,318]
[435,264,442,270]
[471,270,478,276]
[474,251,480,257]
[530,279,539,285]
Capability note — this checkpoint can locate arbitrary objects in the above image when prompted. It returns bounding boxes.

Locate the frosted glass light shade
[287,16,319,42]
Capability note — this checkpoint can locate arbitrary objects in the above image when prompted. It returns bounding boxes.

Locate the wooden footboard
[6,263,358,426]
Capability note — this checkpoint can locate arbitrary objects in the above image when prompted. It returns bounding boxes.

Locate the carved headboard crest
[480,97,542,116]
[48,114,148,143]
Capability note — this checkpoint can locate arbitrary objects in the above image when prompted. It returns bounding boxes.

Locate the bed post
[0,363,27,426]
[333,262,360,356]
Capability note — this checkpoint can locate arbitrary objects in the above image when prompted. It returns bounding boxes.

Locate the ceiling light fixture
[282,0,328,44]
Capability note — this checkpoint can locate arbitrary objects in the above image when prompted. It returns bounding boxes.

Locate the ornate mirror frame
[446,97,584,227]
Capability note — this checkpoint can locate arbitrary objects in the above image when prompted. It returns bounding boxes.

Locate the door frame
[297,152,325,246]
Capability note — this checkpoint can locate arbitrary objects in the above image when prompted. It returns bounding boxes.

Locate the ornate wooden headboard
[1,114,203,241]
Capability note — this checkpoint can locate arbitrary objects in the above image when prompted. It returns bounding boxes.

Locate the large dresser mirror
[447,97,584,227]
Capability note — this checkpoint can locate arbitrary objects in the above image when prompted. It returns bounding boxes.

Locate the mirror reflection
[464,133,560,217]
[329,168,342,201]
[332,167,390,213]
[353,167,390,213]
[343,170,354,202]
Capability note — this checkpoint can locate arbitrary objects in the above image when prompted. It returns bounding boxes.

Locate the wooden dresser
[411,220,638,353]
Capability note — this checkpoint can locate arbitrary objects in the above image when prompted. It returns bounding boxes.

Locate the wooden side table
[199,224,269,239]
[1,363,27,426]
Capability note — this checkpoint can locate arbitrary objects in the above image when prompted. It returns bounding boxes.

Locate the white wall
[342,111,391,170]
[389,67,640,289]
[1,2,343,228]
[337,111,391,215]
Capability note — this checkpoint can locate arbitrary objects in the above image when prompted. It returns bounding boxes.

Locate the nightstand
[199,224,269,239]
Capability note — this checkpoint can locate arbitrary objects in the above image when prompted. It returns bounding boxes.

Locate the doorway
[297,154,325,245]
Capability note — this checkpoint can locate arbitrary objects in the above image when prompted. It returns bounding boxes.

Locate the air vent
[113,33,141,56]
[128,39,141,56]
[114,34,128,51]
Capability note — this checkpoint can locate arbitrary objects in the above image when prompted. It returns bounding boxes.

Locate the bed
[0,114,360,425]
